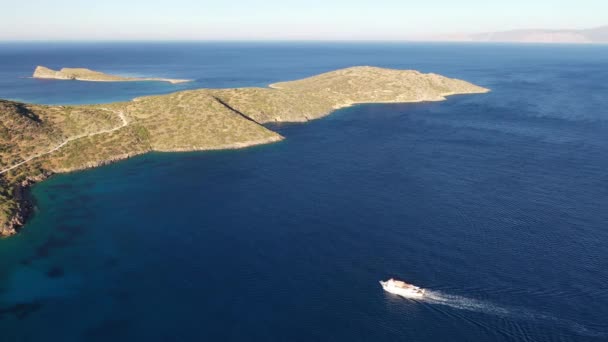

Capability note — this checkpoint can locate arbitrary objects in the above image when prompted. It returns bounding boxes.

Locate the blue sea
[0,42,607,341]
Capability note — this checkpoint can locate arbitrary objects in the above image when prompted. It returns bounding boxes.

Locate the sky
[0,0,606,40]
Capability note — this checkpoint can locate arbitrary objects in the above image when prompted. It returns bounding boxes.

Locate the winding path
[0,108,127,175]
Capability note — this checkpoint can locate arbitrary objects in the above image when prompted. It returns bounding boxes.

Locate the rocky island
[33,66,191,84]
[1,66,489,236]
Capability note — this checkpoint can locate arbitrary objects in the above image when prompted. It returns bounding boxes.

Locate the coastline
[0,66,490,236]
[32,75,192,84]
[0,135,285,236]
[32,66,192,84]
[0,173,49,237]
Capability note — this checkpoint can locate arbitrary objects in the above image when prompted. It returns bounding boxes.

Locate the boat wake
[420,290,605,338]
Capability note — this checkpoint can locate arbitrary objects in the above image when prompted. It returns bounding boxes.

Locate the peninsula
[33,66,192,84]
[1,66,489,236]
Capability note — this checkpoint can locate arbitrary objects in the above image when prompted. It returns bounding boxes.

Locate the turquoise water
[1,43,607,341]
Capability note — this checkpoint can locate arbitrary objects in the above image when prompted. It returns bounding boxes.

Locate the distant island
[450,25,608,44]
[1,66,489,236]
[33,66,192,84]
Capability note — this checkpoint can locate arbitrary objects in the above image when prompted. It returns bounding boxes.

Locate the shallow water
[1,42,607,341]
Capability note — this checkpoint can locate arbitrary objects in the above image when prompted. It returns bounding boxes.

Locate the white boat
[380,278,425,299]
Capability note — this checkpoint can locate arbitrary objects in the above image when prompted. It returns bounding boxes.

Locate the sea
[0,42,607,341]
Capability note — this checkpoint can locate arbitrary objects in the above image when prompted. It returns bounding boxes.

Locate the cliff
[1,66,489,235]
[33,66,191,84]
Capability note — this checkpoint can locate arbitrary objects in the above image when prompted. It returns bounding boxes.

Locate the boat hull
[380,280,425,299]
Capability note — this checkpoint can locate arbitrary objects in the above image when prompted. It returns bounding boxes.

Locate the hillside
[1,66,489,236]
[211,66,488,123]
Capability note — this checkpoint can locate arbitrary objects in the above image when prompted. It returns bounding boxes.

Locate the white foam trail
[421,290,605,338]
[424,290,511,316]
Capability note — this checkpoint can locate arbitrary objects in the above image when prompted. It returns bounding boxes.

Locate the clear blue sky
[1,0,606,40]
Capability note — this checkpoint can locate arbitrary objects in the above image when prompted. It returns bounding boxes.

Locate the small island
[1,66,489,236]
[33,66,192,84]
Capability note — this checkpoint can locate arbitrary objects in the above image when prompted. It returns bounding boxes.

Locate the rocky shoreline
[0,173,50,237]
[0,136,285,236]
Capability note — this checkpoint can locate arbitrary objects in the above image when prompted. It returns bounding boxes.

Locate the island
[443,25,608,44]
[1,66,490,236]
[33,66,192,84]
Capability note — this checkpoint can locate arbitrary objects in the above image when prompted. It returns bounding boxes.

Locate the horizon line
[1,39,607,46]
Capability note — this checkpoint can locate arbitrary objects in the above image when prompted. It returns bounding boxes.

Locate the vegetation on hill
[210,66,488,123]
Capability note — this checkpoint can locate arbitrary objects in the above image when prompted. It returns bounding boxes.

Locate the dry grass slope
[212,66,489,122]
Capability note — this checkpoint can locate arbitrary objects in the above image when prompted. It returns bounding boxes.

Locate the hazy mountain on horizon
[466,25,608,44]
